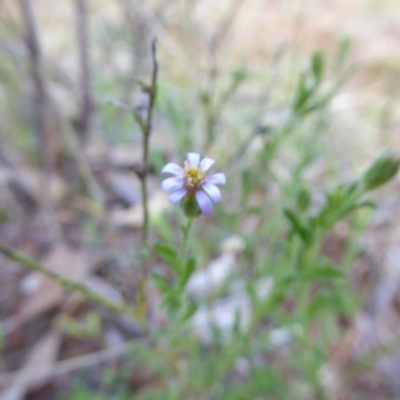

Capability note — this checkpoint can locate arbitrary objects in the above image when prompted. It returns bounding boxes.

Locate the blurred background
[1,0,400,399]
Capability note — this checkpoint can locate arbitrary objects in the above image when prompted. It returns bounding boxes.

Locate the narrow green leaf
[155,243,178,270]
[152,273,172,295]
[341,200,376,218]
[283,208,311,244]
[179,303,198,322]
[180,258,196,287]
[293,73,310,112]
[305,265,345,281]
[312,51,325,82]
[296,185,311,211]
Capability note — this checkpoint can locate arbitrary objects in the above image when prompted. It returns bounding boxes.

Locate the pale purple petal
[207,173,226,186]
[195,191,214,216]
[201,182,221,203]
[200,157,215,172]
[161,162,183,175]
[161,177,185,193]
[168,187,188,205]
[187,153,200,168]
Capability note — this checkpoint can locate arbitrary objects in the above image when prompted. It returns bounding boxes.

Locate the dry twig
[74,0,93,142]
[133,39,159,252]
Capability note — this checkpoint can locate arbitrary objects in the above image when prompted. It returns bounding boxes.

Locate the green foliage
[284,207,312,244]
[180,257,196,286]
[155,242,179,271]
[154,235,197,318]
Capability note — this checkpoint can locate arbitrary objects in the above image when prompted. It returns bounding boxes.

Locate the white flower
[161,153,226,216]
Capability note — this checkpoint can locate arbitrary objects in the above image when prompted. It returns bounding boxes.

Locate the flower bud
[362,150,400,191]
[181,197,201,219]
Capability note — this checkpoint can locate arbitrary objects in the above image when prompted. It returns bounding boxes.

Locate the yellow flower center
[185,167,204,186]
[188,168,199,178]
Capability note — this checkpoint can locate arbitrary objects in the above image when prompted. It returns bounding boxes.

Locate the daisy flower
[161,152,226,216]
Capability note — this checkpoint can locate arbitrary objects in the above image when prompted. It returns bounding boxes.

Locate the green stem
[139,175,150,253]
[294,238,325,389]
[298,238,322,323]
[179,218,193,270]
[0,243,139,322]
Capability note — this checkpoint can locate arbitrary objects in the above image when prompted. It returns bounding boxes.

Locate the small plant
[153,152,226,318]
[1,11,399,397]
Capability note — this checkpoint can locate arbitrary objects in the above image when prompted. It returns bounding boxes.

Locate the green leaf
[180,258,196,287]
[152,273,172,295]
[307,289,351,320]
[296,185,311,211]
[179,303,198,322]
[308,295,331,319]
[161,293,181,313]
[293,73,310,112]
[341,200,376,218]
[155,243,178,270]
[283,208,312,244]
[312,51,325,82]
[305,265,345,281]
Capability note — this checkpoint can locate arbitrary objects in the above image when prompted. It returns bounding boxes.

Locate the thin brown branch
[74,0,93,142]
[133,39,159,325]
[19,0,47,147]
[139,38,158,251]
